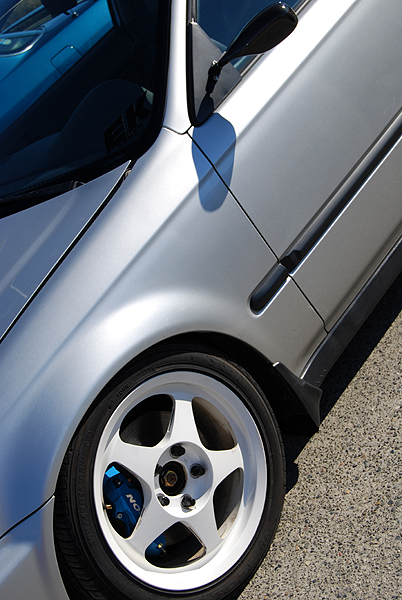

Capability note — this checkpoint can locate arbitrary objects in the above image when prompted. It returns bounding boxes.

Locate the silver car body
[1,0,402,596]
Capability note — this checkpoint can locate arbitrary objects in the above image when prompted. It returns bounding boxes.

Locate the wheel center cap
[159,461,186,496]
[162,470,178,487]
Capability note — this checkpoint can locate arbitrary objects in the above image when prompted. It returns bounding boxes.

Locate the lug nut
[158,495,170,507]
[161,470,178,487]
[170,445,185,458]
[190,464,205,478]
[181,494,196,509]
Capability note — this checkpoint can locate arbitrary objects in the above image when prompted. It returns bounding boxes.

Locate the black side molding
[250,264,288,312]
[280,106,402,273]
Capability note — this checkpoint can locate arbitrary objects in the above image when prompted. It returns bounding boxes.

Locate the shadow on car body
[192,112,236,211]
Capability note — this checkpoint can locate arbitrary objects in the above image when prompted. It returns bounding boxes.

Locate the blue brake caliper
[103,465,166,556]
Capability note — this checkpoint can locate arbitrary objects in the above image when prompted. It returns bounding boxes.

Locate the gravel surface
[240,272,402,600]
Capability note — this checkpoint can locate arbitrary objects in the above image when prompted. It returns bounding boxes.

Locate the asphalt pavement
[240,271,402,600]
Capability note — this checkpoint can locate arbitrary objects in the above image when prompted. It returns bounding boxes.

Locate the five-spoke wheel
[54,345,285,600]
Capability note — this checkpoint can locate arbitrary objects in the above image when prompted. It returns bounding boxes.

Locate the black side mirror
[188,2,298,126]
[208,3,297,88]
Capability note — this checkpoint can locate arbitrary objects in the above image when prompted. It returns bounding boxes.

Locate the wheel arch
[89,331,320,438]
[170,332,320,435]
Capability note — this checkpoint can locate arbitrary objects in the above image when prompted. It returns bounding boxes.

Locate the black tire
[54,343,285,600]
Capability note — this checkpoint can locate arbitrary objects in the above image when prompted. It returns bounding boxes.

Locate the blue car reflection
[0,0,112,132]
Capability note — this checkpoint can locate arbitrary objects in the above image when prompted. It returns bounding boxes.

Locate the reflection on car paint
[0,0,112,129]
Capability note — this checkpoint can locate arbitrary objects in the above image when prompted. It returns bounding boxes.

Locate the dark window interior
[0,0,169,202]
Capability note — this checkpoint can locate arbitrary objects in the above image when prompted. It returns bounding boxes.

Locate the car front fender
[0,127,325,536]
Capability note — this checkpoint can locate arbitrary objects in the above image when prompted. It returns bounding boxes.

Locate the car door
[189,0,402,332]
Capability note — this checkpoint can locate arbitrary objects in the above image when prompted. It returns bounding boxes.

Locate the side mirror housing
[188,3,298,125]
[214,3,297,71]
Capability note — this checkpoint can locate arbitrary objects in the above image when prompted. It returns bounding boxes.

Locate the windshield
[0,0,169,203]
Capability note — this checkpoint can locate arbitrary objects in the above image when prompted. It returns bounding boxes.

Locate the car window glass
[197,0,303,66]
[0,0,168,204]
[1,0,50,32]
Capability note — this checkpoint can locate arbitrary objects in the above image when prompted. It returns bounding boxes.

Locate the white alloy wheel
[93,371,267,590]
[54,345,285,600]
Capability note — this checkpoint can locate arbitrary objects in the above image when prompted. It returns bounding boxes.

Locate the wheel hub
[159,461,186,496]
